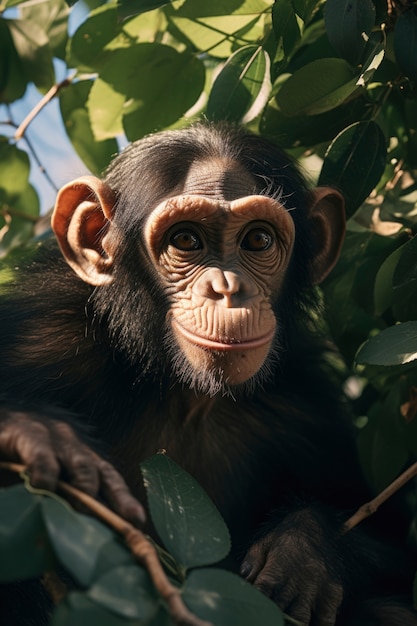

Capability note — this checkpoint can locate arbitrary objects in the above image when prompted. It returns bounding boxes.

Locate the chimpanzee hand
[0,410,145,525]
[240,507,345,626]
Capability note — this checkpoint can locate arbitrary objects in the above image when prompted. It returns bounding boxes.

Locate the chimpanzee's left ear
[51,176,117,286]
[308,187,345,285]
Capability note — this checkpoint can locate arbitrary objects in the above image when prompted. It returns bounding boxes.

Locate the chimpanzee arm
[0,408,145,525]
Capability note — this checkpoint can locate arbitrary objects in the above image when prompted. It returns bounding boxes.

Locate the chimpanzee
[0,122,416,625]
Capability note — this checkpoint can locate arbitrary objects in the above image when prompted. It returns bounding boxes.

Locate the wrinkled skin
[0,123,416,626]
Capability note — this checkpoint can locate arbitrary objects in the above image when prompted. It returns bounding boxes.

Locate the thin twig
[343,461,417,533]
[14,77,74,141]
[0,462,212,626]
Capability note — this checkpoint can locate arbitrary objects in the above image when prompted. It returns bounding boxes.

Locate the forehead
[181,157,258,201]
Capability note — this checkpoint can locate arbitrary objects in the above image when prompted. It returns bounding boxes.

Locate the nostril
[212,271,241,297]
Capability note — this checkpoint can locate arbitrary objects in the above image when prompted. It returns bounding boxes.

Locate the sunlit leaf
[68,4,119,72]
[168,13,265,58]
[117,0,171,21]
[141,455,230,570]
[356,321,417,366]
[325,0,375,66]
[183,569,284,626]
[318,121,387,217]
[276,58,358,116]
[87,79,125,140]
[60,80,118,175]
[0,142,30,197]
[0,485,54,582]
[8,19,54,92]
[207,46,271,123]
[88,43,205,141]
[20,0,70,60]
[169,0,270,17]
[394,8,417,82]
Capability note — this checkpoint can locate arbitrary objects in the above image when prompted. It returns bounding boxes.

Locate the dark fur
[0,124,415,624]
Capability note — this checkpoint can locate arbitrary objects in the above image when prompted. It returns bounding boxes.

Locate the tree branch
[14,77,74,141]
[0,461,212,626]
[343,461,417,533]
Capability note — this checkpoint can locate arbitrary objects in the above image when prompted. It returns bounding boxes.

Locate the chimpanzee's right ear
[51,176,117,286]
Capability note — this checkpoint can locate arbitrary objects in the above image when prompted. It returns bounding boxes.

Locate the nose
[195,268,244,307]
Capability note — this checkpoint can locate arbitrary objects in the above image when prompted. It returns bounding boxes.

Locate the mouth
[172,320,274,352]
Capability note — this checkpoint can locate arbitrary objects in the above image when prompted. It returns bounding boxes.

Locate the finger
[284,595,314,626]
[97,457,146,525]
[241,540,270,582]
[314,584,343,626]
[51,422,100,496]
[0,417,61,491]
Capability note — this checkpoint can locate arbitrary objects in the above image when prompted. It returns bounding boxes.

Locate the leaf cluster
[2,0,417,614]
[0,455,284,625]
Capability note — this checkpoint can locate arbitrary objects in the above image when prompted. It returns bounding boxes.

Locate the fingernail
[240,560,252,578]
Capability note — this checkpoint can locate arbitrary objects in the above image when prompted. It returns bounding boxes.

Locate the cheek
[172,323,273,384]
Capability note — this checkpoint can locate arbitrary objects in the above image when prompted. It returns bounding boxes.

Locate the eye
[241,228,274,252]
[170,229,202,251]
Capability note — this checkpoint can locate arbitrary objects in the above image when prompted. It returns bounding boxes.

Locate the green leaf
[292,0,320,23]
[117,0,171,21]
[68,4,119,72]
[42,498,114,587]
[170,0,270,17]
[325,0,375,66]
[260,94,368,148]
[272,0,301,58]
[207,46,271,123]
[87,79,125,140]
[183,569,284,626]
[0,485,54,582]
[275,58,358,116]
[356,321,417,366]
[167,12,265,58]
[393,234,417,290]
[141,455,231,569]
[373,243,403,315]
[357,391,409,492]
[8,19,55,92]
[60,80,118,175]
[0,21,27,103]
[394,8,417,82]
[88,566,159,619]
[318,121,387,217]
[89,43,205,141]
[0,183,39,257]
[0,142,30,197]
[20,0,70,61]
[52,593,130,626]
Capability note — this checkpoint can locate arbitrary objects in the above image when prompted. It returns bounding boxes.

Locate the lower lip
[172,320,274,352]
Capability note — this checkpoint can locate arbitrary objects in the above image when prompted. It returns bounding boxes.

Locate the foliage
[1,0,417,618]
[0,455,283,625]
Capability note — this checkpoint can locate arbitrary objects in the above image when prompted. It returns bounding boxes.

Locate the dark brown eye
[241,228,273,252]
[170,229,202,251]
